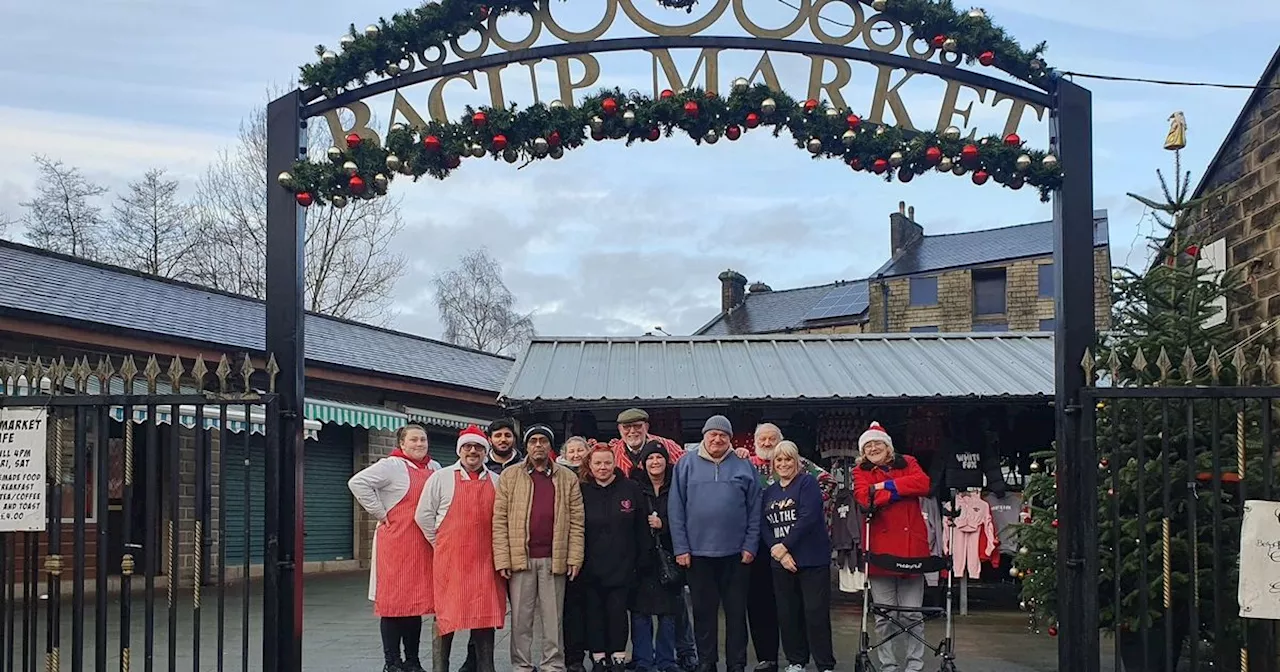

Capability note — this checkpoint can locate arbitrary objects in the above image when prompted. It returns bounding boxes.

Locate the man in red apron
[417,425,507,672]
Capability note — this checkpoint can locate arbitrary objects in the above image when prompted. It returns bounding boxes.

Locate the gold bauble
[872,0,887,10]
[321,50,337,64]
[1042,154,1059,169]
[470,144,486,158]
[339,35,355,50]
[373,174,388,191]
[943,38,958,52]
[550,100,565,110]
[825,108,840,120]
[875,126,886,136]
[276,171,294,187]
[327,146,343,162]
[937,157,953,172]
[942,126,961,141]
[590,116,604,133]
[387,62,401,76]
[1016,154,1032,171]
[623,110,636,127]
[331,195,348,208]
[842,130,857,147]
[732,77,749,93]
[967,8,986,20]
[807,138,823,154]
[889,151,904,167]
[533,137,550,156]
[550,146,565,160]
[390,123,407,134]
[343,161,359,176]
[952,164,967,176]
[365,24,380,38]
[503,148,519,164]
[760,98,777,115]
[385,154,402,171]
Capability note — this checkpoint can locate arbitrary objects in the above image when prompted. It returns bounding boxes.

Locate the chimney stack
[890,201,924,257]
[718,269,748,313]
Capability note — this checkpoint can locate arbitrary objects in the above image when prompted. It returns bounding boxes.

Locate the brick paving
[5,572,1068,671]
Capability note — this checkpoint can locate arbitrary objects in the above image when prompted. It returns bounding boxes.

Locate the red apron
[433,470,507,635]
[373,460,435,617]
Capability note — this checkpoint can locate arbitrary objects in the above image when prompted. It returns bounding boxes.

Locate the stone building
[696,203,1112,336]
[1179,46,1280,377]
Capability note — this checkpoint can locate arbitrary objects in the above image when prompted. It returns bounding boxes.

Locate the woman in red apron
[348,424,440,672]
[417,425,508,672]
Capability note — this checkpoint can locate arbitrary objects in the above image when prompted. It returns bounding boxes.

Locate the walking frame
[854,489,962,672]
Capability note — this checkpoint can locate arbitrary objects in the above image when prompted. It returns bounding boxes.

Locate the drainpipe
[878,273,889,332]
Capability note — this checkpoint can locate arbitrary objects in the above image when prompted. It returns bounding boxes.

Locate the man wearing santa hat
[417,426,508,672]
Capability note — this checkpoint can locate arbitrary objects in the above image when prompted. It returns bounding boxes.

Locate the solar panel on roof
[802,283,869,321]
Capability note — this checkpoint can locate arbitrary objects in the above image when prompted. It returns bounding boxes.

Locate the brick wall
[789,323,866,335]
[353,428,396,567]
[1184,69,1280,379]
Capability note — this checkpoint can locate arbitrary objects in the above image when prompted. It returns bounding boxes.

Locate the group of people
[348,408,935,672]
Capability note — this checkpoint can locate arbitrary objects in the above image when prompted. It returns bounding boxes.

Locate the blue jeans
[631,613,677,672]
[676,589,696,661]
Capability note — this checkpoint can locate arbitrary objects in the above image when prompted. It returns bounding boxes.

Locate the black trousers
[746,543,780,665]
[582,583,630,655]
[379,616,423,665]
[687,555,750,670]
[772,565,836,670]
[563,576,588,668]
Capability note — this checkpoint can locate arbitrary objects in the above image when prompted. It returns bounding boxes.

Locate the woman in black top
[580,443,649,671]
[558,436,591,672]
[629,441,684,672]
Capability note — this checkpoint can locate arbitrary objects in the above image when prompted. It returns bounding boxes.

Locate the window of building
[909,325,939,333]
[1039,318,1056,331]
[973,268,1007,316]
[909,276,938,306]
[972,322,1009,332]
[1038,263,1054,298]
[1201,238,1227,328]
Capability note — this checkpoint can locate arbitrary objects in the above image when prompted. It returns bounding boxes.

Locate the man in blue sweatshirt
[670,415,762,672]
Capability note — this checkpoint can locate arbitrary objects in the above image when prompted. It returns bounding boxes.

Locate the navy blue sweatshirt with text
[762,473,831,569]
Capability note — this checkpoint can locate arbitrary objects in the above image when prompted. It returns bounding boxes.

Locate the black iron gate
[0,353,288,671]
[1074,348,1280,672]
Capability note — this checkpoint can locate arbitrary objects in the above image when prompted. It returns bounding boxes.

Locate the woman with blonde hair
[558,436,591,672]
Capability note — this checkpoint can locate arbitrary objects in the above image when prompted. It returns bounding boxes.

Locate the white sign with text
[1239,499,1280,620]
[0,407,48,532]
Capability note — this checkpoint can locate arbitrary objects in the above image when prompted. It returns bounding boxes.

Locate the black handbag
[652,529,685,589]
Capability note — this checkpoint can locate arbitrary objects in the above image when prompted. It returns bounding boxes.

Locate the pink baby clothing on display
[943,492,996,578]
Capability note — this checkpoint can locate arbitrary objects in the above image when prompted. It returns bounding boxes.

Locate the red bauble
[548,130,562,147]
[961,144,980,164]
[932,34,947,48]
[1004,133,1021,146]
[725,124,742,141]
[476,4,489,19]
[295,192,314,207]
[444,155,460,169]
[1099,458,1110,468]
[925,146,943,165]
[972,170,990,185]
[660,89,675,100]
[745,112,761,129]
[1048,626,1058,637]
[423,135,442,152]
[348,175,366,194]
[848,157,863,171]
[1185,244,1201,257]
[804,99,819,113]
[492,134,508,151]
[979,51,996,66]
[872,158,889,174]
[647,127,661,141]
[683,101,699,118]
[602,98,618,116]
[1051,519,1059,528]
[846,114,862,130]
[345,132,362,149]
[471,111,488,128]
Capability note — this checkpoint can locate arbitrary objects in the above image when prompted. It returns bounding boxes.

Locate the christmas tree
[1012,113,1273,671]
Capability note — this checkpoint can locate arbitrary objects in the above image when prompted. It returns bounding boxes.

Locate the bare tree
[105,168,196,277]
[433,248,537,356]
[186,95,406,322]
[20,155,107,258]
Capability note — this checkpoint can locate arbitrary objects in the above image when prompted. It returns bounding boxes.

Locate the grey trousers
[867,575,926,672]
[509,557,567,672]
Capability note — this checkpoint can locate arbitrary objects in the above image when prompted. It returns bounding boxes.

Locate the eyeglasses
[460,443,486,452]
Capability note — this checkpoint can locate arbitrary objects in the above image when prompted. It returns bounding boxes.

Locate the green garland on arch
[278,83,1064,206]
[299,0,1053,93]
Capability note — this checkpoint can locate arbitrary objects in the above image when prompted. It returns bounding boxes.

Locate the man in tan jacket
[493,424,585,672]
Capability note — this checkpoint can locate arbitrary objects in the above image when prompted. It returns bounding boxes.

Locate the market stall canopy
[499,334,1055,410]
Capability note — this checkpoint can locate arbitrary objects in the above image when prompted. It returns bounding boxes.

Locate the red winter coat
[853,455,933,576]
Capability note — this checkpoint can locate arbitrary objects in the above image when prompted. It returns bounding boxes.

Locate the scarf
[390,448,431,469]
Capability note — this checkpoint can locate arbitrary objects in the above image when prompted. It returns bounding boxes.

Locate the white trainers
[784,665,805,672]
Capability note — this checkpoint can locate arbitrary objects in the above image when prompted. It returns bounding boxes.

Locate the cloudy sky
[3,0,1278,340]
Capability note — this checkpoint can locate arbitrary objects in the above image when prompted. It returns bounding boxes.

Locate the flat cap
[616,408,649,424]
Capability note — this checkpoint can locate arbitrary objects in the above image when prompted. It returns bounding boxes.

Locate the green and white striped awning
[405,408,491,431]
[110,405,321,441]
[304,398,407,431]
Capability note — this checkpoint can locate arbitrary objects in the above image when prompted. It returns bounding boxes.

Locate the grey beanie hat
[523,424,555,446]
[701,415,733,436]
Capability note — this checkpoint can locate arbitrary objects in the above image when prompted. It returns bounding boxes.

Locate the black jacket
[629,441,683,615]
[581,469,649,588]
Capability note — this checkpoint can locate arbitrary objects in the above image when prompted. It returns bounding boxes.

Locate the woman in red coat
[852,422,931,672]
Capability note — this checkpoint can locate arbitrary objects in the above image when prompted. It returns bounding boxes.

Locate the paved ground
[4,572,1071,671]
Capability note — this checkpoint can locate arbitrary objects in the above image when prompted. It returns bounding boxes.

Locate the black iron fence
[0,354,281,671]
[1079,347,1280,672]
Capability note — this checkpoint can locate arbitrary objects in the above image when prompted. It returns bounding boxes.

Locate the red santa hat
[457,425,490,455]
[858,421,894,452]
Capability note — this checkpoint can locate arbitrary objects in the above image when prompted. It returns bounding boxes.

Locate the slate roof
[1191,45,1280,200]
[0,241,513,394]
[694,280,867,336]
[873,210,1110,278]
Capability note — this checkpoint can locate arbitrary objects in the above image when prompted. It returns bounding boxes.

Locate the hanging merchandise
[905,406,946,455]
[831,488,865,593]
[818,409,862,460]
[648,408,683,442]
[930,409,1007,497]
[919,496,945,587]
[838,565,866,594]
[944,491,998,579]
[985,490,1024,552]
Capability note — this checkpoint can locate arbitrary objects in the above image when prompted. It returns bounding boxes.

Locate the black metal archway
[262,29,1097,672]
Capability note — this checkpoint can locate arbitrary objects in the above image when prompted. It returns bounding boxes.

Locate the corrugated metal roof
[500,334,1054,407]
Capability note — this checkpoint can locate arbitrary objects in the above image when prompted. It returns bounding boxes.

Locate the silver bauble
[327,146,343,162]
[390,123,407,134]
[623,110,637,127]
[967,8,986,20]
[385,155,402,171]
[1042,154,1059,169]
[760,98,777,115]
[1019,546,1030,555]
[952,164,967,176]
[503,148,519,163]
[889,151,904,167]
[550,100,565,110]
[807,138,823,154]
[365,24,380,38]
[1009,566,1020,578]
[872,0,887,10]
[550,146,564,160]
[942,126,962,141]
[842,130,857,147]
[825,108,840,120]
[1030,459,1042,472]
[937,157,953,172]
[704,129,720,145]
[343,161,359,176]
[470,144,486,158]
[1016,154,1033,171]
[732,77,749,93]
[875,126,886,136]
[331,195,348,208]
[590,116,604,133]
[387,62,401,76]
[533,137,549,156]
[398,161,413,175]
[321,50,338,64]
[339,35,355,49]
[373,174,389,191]
[943,38,958,52]
[277,171,294,188]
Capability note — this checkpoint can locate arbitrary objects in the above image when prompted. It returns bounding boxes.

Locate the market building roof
[0,241,513,394]
[695,280,867,336]
[499,333,1054,409]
